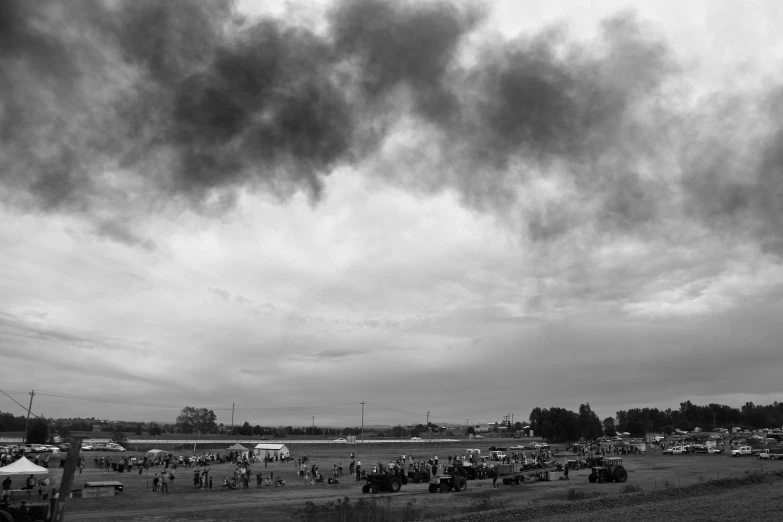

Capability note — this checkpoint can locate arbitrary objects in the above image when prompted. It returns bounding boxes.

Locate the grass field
[17,441,782,521]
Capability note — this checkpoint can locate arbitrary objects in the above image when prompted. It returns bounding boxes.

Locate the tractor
[406,468,430,483]
[0,498,51,522]
[587,457,628,483]
[361,472,407,494]
[428,469,468,493]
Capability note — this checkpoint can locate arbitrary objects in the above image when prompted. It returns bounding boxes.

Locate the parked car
[105,443,126,452]
[81,444,93,451]
[731,446,753,457]
[473,435,483,439]
[663,446,687,455]
[706,446,723,454]
[411,437,422,441]
[333,438,347,443]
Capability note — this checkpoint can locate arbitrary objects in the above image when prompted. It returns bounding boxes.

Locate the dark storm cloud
[0,0,780,254]
[682,91,783,255]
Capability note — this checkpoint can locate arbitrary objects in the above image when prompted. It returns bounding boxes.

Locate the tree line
[616,400,783,435]
[529,401,783,443]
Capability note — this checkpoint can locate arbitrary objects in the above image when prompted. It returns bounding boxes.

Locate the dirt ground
[30,442,781,521]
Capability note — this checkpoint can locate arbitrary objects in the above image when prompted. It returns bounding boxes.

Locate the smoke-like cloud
[0,0,781,255]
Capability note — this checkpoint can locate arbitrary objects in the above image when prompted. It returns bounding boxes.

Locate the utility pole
[312,416,315,436]
[231,402,235,442]
[23,390,35,444]
[360,402,366,444]
[426,411,430,439]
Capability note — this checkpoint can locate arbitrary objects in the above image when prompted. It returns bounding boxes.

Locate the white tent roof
[254,443,287,451]
[227,443,248,450]
[0,456,49,475]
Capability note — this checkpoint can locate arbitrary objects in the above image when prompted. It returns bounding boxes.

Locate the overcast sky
[1,0,783,430]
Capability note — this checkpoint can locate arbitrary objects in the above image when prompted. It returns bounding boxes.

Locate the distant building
[92,425,101,432]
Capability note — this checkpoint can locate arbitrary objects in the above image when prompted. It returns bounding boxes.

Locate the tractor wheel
[0,510,12,522]
[588,473,597,483]
[429,484,439,493]
[453,476,467,492]
[613,467,628,483]
[371,484,380,494]
[387,476,402,493]
[515,475,522,485]
[362,484,370,493]
[465,468,477,480]
[439,482,450,493]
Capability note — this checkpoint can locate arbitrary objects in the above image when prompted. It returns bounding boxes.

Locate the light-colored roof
[254,443,288,451]
[227,443,248,450]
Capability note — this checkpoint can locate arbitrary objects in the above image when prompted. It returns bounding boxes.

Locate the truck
[756,449,783,460]
[731,446,753,457]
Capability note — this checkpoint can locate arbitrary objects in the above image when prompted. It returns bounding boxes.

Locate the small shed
[254,443,290,460]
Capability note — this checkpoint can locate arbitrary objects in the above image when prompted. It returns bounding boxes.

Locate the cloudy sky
[1,0,782,430]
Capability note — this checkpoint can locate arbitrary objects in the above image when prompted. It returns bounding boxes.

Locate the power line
[0,388,42,418]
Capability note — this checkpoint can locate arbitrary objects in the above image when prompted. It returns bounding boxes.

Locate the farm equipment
[0,499,51,522]
[406,469,430,483]
[587,457,628,483]
[428,468,468,493]
[361,472,408,494]
[493,463,557,485]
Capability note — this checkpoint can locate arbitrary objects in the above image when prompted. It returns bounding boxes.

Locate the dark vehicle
[0,499,50,522]
[588,457,628,483]
[361,474,407,493]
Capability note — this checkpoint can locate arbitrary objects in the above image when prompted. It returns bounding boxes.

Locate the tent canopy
[0,456,49,475]
[227,443,248,451]
[145,449,168,461]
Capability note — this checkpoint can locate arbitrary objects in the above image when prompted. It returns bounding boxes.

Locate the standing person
[160,473,169,493]
[564,463,569,481]
[152,472,159,493]
[491,467,498,488]
[2,475,11,501]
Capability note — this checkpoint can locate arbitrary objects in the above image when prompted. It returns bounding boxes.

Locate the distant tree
[602,417,617,437]
[176,406,217,434]
[391,426,404,438]
[629,421,646,438]
[466,426,475,435]
[239,421,252,436]
[134,424,143,435]
[57,424,71,438]
[252,425,263,436]
[27,418,50,444]
[661,425,674,435]
[675,419,694,432]
[148,423,162,436]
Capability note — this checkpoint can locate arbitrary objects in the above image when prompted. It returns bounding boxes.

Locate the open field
[12,440,778,521]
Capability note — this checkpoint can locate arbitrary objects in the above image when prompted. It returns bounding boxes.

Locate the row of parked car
[662,444,723,455]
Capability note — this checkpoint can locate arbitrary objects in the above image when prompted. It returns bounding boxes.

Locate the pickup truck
[756,449,783,460]
[731,446,753,457]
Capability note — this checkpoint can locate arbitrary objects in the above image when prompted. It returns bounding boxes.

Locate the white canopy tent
[0,456,49,475]
[226,443,250,458]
